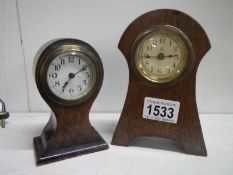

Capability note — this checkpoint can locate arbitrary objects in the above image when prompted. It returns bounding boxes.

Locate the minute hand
[62,65,89,92]
[143,54,178,59]
[164,54,178,58]
[74,65,89,76]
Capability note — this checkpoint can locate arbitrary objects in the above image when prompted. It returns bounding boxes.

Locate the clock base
[112,131,207,156]
[111,101,207,156]
[33,133,108,166]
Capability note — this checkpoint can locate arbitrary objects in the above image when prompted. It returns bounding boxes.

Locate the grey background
[0,0,232,113]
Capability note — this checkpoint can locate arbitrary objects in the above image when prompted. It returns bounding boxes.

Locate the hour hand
[143,54,156,58]
[165,54,178,58]
[62,73,76,92]
[62,81,68,92]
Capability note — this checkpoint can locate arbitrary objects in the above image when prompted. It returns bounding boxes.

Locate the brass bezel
[131,25,193,86]
[37,39,103,106]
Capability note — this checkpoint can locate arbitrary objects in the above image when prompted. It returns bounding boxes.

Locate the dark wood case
[34,39,108,165]
[112,9,210,156]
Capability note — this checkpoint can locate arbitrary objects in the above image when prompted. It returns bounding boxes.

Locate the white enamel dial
[46,51,96,100]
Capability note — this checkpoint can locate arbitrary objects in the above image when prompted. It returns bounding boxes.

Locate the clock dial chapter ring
[131,25,193,86]
[46,51,96,101]
[39,41,103,106]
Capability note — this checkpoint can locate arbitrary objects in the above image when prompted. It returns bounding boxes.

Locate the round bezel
[37,39,103,106]
[131,25,193,86]
[46,50,97,101]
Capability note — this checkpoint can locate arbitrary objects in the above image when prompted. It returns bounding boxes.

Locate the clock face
[133,26,189,83]
[46,51,96,101]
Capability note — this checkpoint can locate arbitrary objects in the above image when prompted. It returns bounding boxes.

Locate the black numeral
[158,68,162,74]
[160,37,166,44]
[85,72,89,78]
[54,64,61,71]
[167,108,174,118]
[150,66,154,72]
[173,62,176,68]
[49,73,57,79]
[61,58,65,65]
[146,45,152,51]
[147,105,174,119]
[69,88,74,94]
[78,85,82,91]
[153,105,160,116]
[68,56,75,63]
[152,40,157,45]
[55,81,60,86]
[147,104,152,115]
[160,107,167,117]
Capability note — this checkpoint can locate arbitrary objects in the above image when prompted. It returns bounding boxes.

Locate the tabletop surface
[0,113,232,175]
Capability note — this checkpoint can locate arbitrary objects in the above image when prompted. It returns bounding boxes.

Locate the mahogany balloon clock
[112,9,210,156]
[34,39,108,165]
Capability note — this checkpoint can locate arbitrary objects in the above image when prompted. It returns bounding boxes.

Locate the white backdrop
[0,0,232,113]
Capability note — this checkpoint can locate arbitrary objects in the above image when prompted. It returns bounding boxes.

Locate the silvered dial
[134,27,188,83]
[47,51,96,100]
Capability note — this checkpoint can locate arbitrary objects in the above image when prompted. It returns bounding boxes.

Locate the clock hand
[74,65,88,76]
[62,81,69,92]
[62,65,89,92]
[143,55,157,58]
[143,53,178,60]
[164,54,178,58]
[62,73,74,92]
[143,53,165,60]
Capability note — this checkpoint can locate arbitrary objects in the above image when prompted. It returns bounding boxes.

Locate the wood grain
[112,9,210,156]
[33,39,108,165]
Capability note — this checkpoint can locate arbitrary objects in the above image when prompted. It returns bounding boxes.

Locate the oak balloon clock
[112,9,210,156]
[33,39,108,165]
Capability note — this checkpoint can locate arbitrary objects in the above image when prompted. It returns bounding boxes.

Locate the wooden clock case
[112,9,210,156]
[33,39,108,165]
